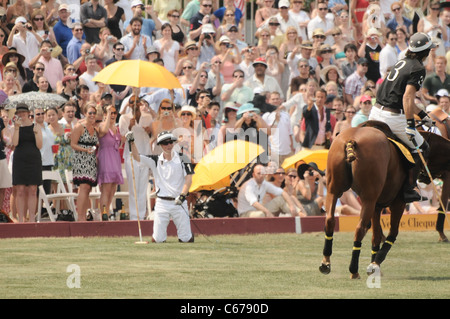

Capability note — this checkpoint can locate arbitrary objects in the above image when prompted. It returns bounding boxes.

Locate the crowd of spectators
[0,0,448,222]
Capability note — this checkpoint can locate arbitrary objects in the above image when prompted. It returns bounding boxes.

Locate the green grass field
[1,231,449,299]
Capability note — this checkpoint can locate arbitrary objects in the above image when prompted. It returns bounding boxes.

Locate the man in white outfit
[128,130,194,243]
[119,99,153,220]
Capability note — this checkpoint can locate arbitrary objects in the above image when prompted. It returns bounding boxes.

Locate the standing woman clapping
[97,105,123,217]
[70,103,99,221]
[12,103,43,222]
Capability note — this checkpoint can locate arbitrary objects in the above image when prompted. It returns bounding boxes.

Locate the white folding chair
[37,171,78,222]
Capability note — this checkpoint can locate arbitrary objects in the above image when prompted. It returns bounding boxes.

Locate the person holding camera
[215,35,241,84]
[357,27,383,83]
[28,39,63,90]
[295,162,326,216]
[6,16,42,78]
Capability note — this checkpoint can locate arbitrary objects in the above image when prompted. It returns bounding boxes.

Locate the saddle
[359,120,415,168]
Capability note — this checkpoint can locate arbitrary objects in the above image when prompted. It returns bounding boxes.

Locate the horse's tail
[345,140,357,162]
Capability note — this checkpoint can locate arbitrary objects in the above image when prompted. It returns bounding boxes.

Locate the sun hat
[15,103,29,112]
[297,162,325,180]
[177,105,197,119]
[237,103,261,117]
[2,48,25,66]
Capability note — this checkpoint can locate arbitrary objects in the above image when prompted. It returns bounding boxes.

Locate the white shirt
[10,31,40,68]
[141,88,186,113]
[79,72,98,93]
[120,32,153,60]
[237,178,283,215]
[118,112,153,157]
[263,111,293,155]
[40,122,55,166]
[307,15,335,45]
[289,9,310,41]
[379,44,398,79]
[245,74,284,99]
[139,150,191,198]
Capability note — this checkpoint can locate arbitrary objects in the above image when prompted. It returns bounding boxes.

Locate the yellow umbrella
[281,149,329,171]
[92,60,182,89]
[190,140,265,192]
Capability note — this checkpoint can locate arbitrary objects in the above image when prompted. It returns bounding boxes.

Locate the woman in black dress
[12,103,43,222]
[104,0,125,40]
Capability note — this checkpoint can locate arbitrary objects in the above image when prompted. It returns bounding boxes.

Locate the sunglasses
[115,47,125,51]
[160,106,172,111]
[170,15,180,18]
[346,111,356,114]
[314,35,326,39]
[269,23,280,26]
[318,7,328,11]
[183,66,193,69]
[181,112,192,116]
[88,111,97,115]
[274,172,285,175]
[202,4,212,7]
[287,175,297,178]
[35,112,44,116]
[392,7,401,11]
[66,67,76,71]
[34,17,45,21]
[160,140,174,145]
[35,67,45,71]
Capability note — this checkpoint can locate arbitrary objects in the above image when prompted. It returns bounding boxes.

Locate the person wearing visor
[127,130,195,243]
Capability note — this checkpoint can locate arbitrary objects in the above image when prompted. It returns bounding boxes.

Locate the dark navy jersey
[376,57,426,110]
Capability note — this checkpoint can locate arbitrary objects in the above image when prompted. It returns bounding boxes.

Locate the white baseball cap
[131,0,144,8]
[15,16,27,25]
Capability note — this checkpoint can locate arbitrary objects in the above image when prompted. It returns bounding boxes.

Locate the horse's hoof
[350,273,360,279]
[319,263,331,275]
[438,235,449,243]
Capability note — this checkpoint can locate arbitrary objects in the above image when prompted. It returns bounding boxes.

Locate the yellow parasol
[281,149,329,171]
[190,140,265,192]
[92,59,182,89]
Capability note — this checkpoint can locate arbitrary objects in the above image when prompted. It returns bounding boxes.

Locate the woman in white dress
[154,23,180,74]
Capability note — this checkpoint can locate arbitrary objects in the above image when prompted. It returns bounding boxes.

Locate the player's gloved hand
[174,194,186,205]
[421,115,433,127]
[405,126,417,142]
[125,131,134,143]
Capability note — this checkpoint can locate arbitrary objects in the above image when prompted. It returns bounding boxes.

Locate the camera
[309,170,314,176]
[226,43,233,48]
[85,49,90,54]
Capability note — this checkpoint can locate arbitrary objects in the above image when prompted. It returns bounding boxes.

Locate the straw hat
[177,105,197,120]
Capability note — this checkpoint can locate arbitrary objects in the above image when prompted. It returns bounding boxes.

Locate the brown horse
[320,121,449,279]
[319,121,415,279]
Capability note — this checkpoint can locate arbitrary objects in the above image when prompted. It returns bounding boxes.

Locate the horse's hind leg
[349,200,375,279]
[319,192,338,275]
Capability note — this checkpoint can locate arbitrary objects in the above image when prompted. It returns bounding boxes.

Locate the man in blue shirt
[66,23,85,64]
[53,4,73,58]
[123,0,161,38]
